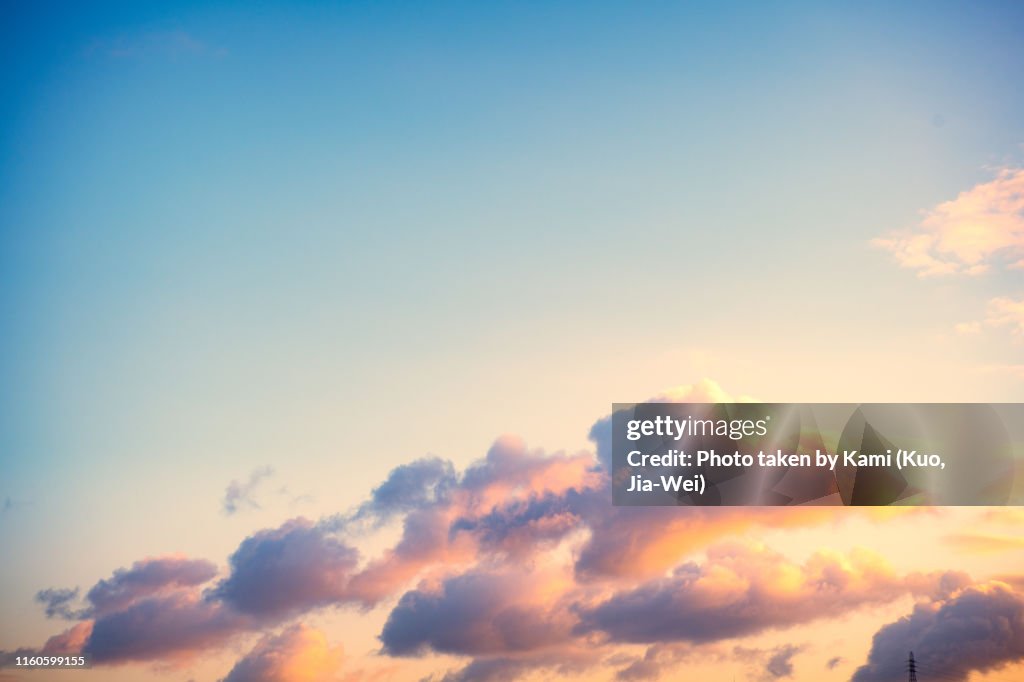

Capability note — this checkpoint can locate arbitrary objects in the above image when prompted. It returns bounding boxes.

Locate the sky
[1,1,1024,681]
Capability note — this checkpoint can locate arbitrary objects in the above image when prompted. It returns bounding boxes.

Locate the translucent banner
[611,403,1024,506]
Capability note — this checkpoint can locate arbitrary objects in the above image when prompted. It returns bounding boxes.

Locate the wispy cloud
[223,467,275,515]
[957,296,1024,338]
[873,166,1024,277]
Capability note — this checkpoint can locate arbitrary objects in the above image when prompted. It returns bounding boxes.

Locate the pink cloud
[12,380,960,679]
[954,296,1024,339]
[873,166,1024,277]
[574,542,961,644]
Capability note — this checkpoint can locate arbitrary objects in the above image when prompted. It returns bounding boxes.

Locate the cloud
[221,624,344,682]
[574,543,957,644]
[438,657,551,682]
[572,504,837,581]
[214,518,360,618]
[852,582,1024,682]
[435,651,598,682]
[346,436,600,606]
[24,558,246,665]
[763,644,802,679]
[984,296,1024,336]
[35,556,220,623]
[450,488,593,559]
[36,587,86,620]
[873,166,1024,276]
[944,532,1024,554]
[85,556,219,617]
[613,643,805,681]
[956,296,1024,339]
[85,591,248,663]
[355,457,456,522]
[224,467,276,515]
[825,656,843,669]
[613,644,697,681]
[2,622,97,663]
[15,380,963,676]
[380,568,574,657]
[589,378,751,471]
[42,622,94,655]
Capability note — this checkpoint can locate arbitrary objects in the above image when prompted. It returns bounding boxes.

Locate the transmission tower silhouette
[907,651,918,682]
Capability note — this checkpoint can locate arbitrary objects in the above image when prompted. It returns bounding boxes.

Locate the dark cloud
[85,592,248,663]
[26,559,241,665]
[380,570,572,657]
[764,644,801,679]
[86,556,218,616]
[223,466,275,515]
[357,457,456,522]
[35,587,86,620]
[450,488,593,558]
[826,656,843,669]
[34,556,219,624]
[852,582,1024,682]
[214,517,360,618]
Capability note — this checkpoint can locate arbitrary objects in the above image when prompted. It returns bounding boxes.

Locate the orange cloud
[41,622,93,655]
[222,624,344,682]
[943,532,1024,554]
[873,166,1024,277]
[575,542,959,645]
[653,378,757,403]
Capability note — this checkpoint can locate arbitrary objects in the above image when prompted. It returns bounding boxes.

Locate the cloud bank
[7,380,1022,681]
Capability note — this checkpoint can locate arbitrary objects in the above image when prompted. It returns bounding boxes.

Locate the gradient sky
[2,2,1024,682]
